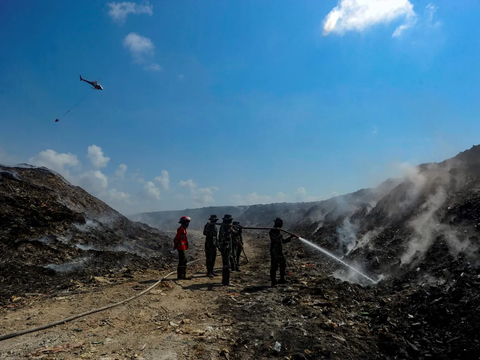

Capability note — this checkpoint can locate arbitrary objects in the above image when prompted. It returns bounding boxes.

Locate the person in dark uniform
[203,214,219,277]
[231,221,243,272]
[269,217,297,286]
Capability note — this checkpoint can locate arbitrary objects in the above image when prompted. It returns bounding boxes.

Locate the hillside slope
[0,165,174,304]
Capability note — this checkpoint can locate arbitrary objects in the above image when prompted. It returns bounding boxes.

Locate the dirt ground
[2,231,478,360]
[0,234,310,360]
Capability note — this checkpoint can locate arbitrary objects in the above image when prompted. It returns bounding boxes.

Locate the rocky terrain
[1,146,480,359]
[131,145,480,358]
[0,165,175,305]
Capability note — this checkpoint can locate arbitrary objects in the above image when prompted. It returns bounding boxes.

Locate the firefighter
[174,216,191,280]
[269,217,297,286]
[231,221,243,272]
[218,214,237,285]
[203,214,219,277]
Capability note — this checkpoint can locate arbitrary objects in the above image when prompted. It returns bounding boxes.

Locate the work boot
[235,266,241,272]
[222,267,230,285]
[177,267,182,280]
[179,266,190,280]
[278,278,287,284]
[271,279,277,287]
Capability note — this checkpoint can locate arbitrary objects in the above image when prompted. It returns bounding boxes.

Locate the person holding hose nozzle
[269,217,298,287]
[174,216,191,280]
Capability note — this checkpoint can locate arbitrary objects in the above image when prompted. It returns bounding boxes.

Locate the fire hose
[0,258,201,342]
[215,224,299,238]
[239,226,299,238]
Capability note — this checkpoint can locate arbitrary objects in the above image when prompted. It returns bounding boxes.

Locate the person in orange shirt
[174,216,191,279]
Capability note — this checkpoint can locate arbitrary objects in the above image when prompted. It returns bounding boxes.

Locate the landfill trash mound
[0,164,175,305]
[132,145,480,359]
[2,146,480,359]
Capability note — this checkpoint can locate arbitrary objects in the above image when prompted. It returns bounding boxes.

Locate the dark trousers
[270,251,286,282]
[177,250,187,279]
[205,242,217,274]
[220,244,231,285]
[230,242,242,270]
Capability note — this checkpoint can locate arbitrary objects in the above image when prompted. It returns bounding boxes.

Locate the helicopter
[79,75,103,90]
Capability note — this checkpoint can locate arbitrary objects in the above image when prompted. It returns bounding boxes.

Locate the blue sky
[1,0,480,215]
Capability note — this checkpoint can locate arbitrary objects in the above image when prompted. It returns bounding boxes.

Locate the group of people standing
[173,214,298,287]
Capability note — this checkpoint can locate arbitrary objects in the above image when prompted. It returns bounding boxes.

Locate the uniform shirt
[174,226,188,251]
[232,228,243,245]
[269,228,291,254]
[219,224,235,250]
[203,222,218,246]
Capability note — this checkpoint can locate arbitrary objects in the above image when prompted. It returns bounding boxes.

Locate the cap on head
[209,215,219,222]
[222,214,233,223]
[274,217,284,227]
[179,216,191,224]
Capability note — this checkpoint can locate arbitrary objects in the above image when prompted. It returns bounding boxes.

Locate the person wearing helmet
[218,214,238,285]
[174,216,191,280]
[203,214,219,277]
[230,221,243,272]
[269,217,297,286]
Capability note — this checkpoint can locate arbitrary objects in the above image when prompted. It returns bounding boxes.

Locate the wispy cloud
[144,63,162,72]
[322,0,416,37]
[107,1,153,24]
[233,187,326,205]
[115,164,127,179]
[123,32,154,63]
[179,179,218,205]
[140,181,161,200]
[155,170,170,190]
[425,3,441,28]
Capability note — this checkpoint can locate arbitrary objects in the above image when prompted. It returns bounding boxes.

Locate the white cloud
[179,179,218,205]
[144,63,162,72]
[179,179,197,189]
[115,164,127,179]
[232,188,326,205]
[140,181,161,200]
[107,1,153,24]
[234,192,287,205]
[29,149,79,179]
[154,170,170,190]
[192,187,217,205]
[123,32,155,63]
[87,145,110,169]
[322,0,416,37]
[108,188,130,202]
[79,170,109,195]
[425,3,441,28]
[295,187,307,202]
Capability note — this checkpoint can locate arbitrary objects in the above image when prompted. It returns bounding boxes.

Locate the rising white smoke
[400,187,447,265]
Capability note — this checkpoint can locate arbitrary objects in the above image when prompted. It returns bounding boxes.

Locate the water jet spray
[233,226,379,284]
